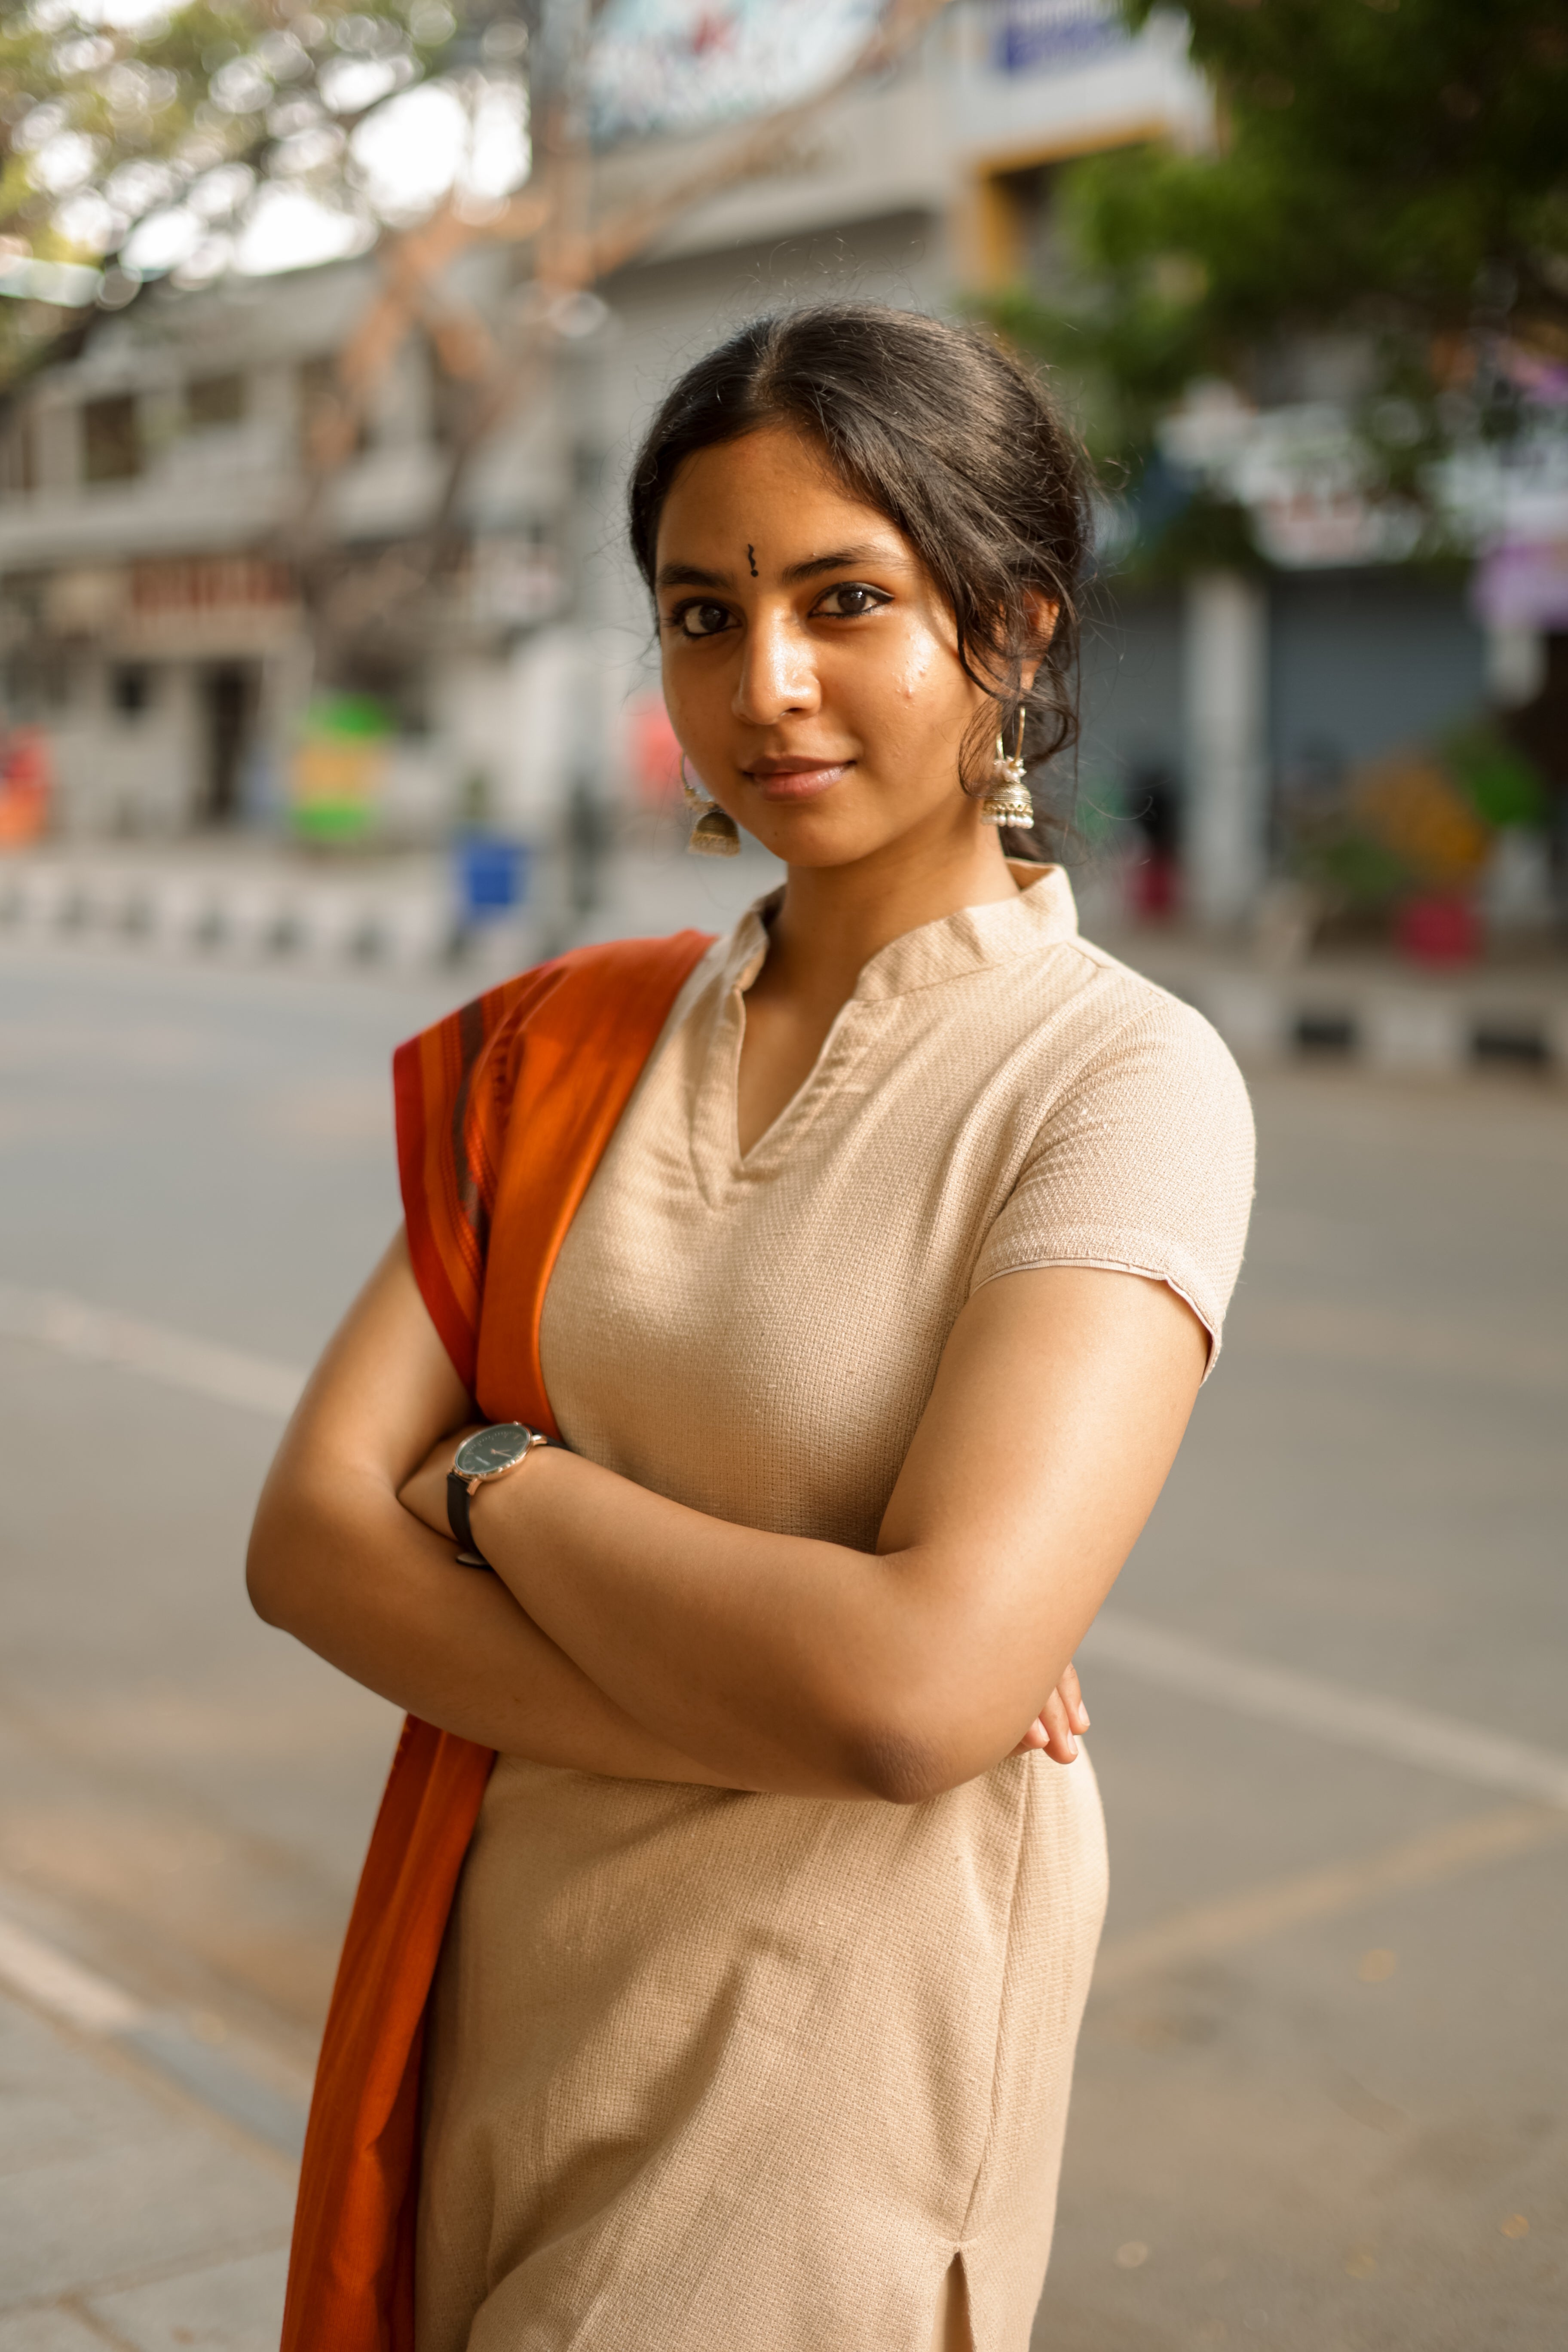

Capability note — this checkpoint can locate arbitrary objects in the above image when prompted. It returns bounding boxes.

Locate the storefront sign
[991,0,1127,77]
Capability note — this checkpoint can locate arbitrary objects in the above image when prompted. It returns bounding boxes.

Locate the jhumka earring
[980,707,1032,828]
[681,756,741,858]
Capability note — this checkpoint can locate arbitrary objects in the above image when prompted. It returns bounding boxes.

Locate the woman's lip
[747,762,852,801]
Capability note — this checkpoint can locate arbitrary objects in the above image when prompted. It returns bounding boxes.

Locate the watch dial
[457,1424,532,1478]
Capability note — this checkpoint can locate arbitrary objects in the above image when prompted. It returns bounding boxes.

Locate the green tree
[0,1,479,386]
[993,0,1568,553]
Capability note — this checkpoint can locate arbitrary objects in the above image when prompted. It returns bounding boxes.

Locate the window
[187,372,247,429]
[83,394,141,484]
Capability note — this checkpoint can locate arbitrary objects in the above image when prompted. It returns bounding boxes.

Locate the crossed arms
[247,1230,1205,1804]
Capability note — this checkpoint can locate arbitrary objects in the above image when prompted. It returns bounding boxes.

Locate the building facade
[1,0,1531,930]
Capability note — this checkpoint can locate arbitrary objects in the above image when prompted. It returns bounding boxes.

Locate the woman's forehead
[657,427,900,559]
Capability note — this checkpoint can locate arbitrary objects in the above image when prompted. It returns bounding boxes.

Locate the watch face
[454,1424,535,1480]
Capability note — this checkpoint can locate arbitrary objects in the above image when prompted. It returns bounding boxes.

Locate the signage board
[588,0,883,141]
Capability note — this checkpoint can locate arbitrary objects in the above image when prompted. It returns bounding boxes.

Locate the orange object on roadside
[0,726,52,846]
[280,928,714,2352]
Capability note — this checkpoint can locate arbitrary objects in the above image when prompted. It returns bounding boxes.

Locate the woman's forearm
[463,1271,1205,1803]
[245,1467,752,1789]
[469,1452,967,1800]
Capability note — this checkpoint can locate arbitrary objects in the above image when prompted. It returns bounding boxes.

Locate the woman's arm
[245,1234,746,1787]
[406,1264,1206,1804]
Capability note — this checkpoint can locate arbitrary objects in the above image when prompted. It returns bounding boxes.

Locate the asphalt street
[0,909,1564,2351]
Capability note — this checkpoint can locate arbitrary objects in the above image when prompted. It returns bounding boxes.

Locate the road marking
[0,1283,304,1418]
[0,1908,146,2034]
[1093,1801,1568,1990]
[1081,1611,1568,1808]
[0,1900,308,2159]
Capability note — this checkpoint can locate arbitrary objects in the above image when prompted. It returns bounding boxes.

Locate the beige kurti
[416,867,1255,2352]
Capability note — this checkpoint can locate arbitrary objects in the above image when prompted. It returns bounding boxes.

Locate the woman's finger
[1057,1659,1089,1733]
[1038,1683,1079,1765]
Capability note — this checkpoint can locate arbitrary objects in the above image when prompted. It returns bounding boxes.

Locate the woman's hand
[397,1426,484,1540]
[1011,1659,1089,1765]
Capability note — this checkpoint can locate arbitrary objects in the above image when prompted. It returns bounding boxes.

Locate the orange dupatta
[280,929,713,2352]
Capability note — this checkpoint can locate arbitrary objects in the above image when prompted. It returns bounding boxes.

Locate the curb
[1128,958,1568,1080]
[0,857,527,976]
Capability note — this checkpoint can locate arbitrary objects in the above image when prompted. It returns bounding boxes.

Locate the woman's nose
[732,609,820,724]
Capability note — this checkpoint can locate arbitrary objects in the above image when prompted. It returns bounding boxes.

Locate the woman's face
[653,425,997,871]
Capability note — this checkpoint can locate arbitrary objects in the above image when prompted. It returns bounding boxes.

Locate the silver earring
[681,756,740,858]
[980,707,1032,828]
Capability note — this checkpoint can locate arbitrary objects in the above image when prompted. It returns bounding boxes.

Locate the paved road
[0,922,1564,2350]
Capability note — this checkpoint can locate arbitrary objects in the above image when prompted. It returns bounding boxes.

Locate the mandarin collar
[721,864,1078,1002]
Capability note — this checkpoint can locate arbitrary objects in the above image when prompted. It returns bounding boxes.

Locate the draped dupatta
[279,929,714,2352]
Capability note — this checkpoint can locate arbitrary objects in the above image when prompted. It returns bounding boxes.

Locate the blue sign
[992,0,1128,77]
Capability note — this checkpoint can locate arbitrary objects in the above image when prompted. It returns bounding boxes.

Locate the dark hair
[627,302,1091,858]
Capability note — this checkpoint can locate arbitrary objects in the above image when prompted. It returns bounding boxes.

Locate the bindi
[746,543,759,577]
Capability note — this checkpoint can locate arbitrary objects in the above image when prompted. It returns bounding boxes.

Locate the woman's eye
[815,582,887,618]
[672,601,732,639]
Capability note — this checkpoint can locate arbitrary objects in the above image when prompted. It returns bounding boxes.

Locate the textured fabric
[416,867,1255,2352]
[281,934,712,2352]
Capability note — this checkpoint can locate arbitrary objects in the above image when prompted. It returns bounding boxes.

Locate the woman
[250,304,1254,2352]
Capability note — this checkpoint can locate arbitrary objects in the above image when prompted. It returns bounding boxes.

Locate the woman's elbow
[245,1503,295,1628]
[837,1684,1020,1805]
[245,1476,328,1632]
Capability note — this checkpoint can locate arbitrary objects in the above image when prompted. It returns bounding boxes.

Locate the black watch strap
[445,1468,488,1568]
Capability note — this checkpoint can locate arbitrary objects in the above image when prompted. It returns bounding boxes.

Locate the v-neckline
[726,980,865,1173]
[686,865,1079,1201]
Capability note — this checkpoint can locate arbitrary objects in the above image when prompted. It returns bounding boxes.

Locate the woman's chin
[741,798,911,871]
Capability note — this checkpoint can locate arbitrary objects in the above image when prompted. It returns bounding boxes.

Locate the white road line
[6,1282,1566,1811]
[1093,1801,1568,1990]
[0,1909,147,2034]
[1082,1611,1568,1809]
[0,1283,304,1418]
[0,1903,308,2157]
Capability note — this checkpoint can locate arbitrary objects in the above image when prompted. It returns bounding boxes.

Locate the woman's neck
[754,818,1021,1016]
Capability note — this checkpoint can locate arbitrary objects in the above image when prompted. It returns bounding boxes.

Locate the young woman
[251,304,1254,2352]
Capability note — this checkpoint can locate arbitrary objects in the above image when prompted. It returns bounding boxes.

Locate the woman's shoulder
[1020,929,1252,1127]
[976,935,1256,1363]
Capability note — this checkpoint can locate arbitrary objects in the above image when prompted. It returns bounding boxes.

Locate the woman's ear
[1018,593,1059,693]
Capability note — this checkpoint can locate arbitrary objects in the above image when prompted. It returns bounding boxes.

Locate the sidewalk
[0,1904,300,2349]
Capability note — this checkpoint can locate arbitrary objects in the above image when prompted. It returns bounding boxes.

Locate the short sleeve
[971,993,1255,1372]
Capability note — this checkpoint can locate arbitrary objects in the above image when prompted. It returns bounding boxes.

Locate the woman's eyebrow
[655,560,731,590]
[781,542,903,583]
[655,541,903,593]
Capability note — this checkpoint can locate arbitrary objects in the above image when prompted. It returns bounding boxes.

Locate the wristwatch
[446,1422,554,1568]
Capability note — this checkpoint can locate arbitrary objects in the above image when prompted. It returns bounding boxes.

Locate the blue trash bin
[455,834,530,922]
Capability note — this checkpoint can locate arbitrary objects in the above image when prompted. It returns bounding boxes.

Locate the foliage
[1442,717,1549,830]
[0,0,484,386]
[994,0,1568,562]
[1281,719,1549,915]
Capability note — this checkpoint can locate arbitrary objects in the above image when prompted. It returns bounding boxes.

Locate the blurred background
[0,4,1564,2349]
